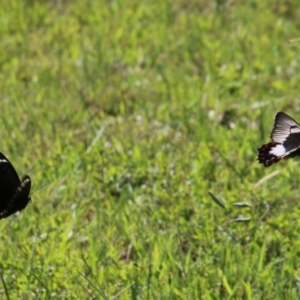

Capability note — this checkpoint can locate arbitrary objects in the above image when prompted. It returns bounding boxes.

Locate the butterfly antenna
[31,182,47,195]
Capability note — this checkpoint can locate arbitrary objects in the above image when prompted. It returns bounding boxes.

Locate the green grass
[1,0,300,298]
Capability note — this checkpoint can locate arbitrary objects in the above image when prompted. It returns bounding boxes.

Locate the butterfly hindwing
[0,175,31,219]
[258,112,300,166]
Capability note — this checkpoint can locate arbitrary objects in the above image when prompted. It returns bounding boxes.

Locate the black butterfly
[0,152,31,219]
[258,112,300,167]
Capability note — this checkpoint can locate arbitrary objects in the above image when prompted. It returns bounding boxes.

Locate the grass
[1,0,300,298]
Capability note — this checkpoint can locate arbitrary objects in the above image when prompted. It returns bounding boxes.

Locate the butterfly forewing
[271,112,300,151]
[0,153,21,211]
[258,112,300,166]
[0,153,32,219]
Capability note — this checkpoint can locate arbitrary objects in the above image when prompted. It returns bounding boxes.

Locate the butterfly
[0,152,31,219]
[258,112,300,167]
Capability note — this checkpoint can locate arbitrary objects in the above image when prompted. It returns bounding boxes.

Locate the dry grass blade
[233,202,252,208]
[229,217,251,223]
[208,191,226,209]
[288,37,300,44]
[253,170,281,189]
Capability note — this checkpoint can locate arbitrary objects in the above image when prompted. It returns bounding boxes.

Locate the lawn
[1,0,300,299]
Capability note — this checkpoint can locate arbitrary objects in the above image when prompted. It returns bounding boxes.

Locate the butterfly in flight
[0,152,31,219]
[258,112,300,167]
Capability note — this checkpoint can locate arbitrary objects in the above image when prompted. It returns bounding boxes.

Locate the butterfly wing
[271,112,300,150]
[258,112,300,166]
[0,152,21,212]
[0,175,31,219]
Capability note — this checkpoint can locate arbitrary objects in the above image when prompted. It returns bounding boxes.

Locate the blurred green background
[1,0,300,299]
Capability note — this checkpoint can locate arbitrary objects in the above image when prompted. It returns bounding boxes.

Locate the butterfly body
[258,112,300,166]
[0,153,31,219]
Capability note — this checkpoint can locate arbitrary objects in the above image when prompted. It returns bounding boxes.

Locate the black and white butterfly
[0,152,31,219]
[258,112,300,167]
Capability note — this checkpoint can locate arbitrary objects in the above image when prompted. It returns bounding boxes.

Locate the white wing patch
[291,127,300,133]
[269,144,286,156]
